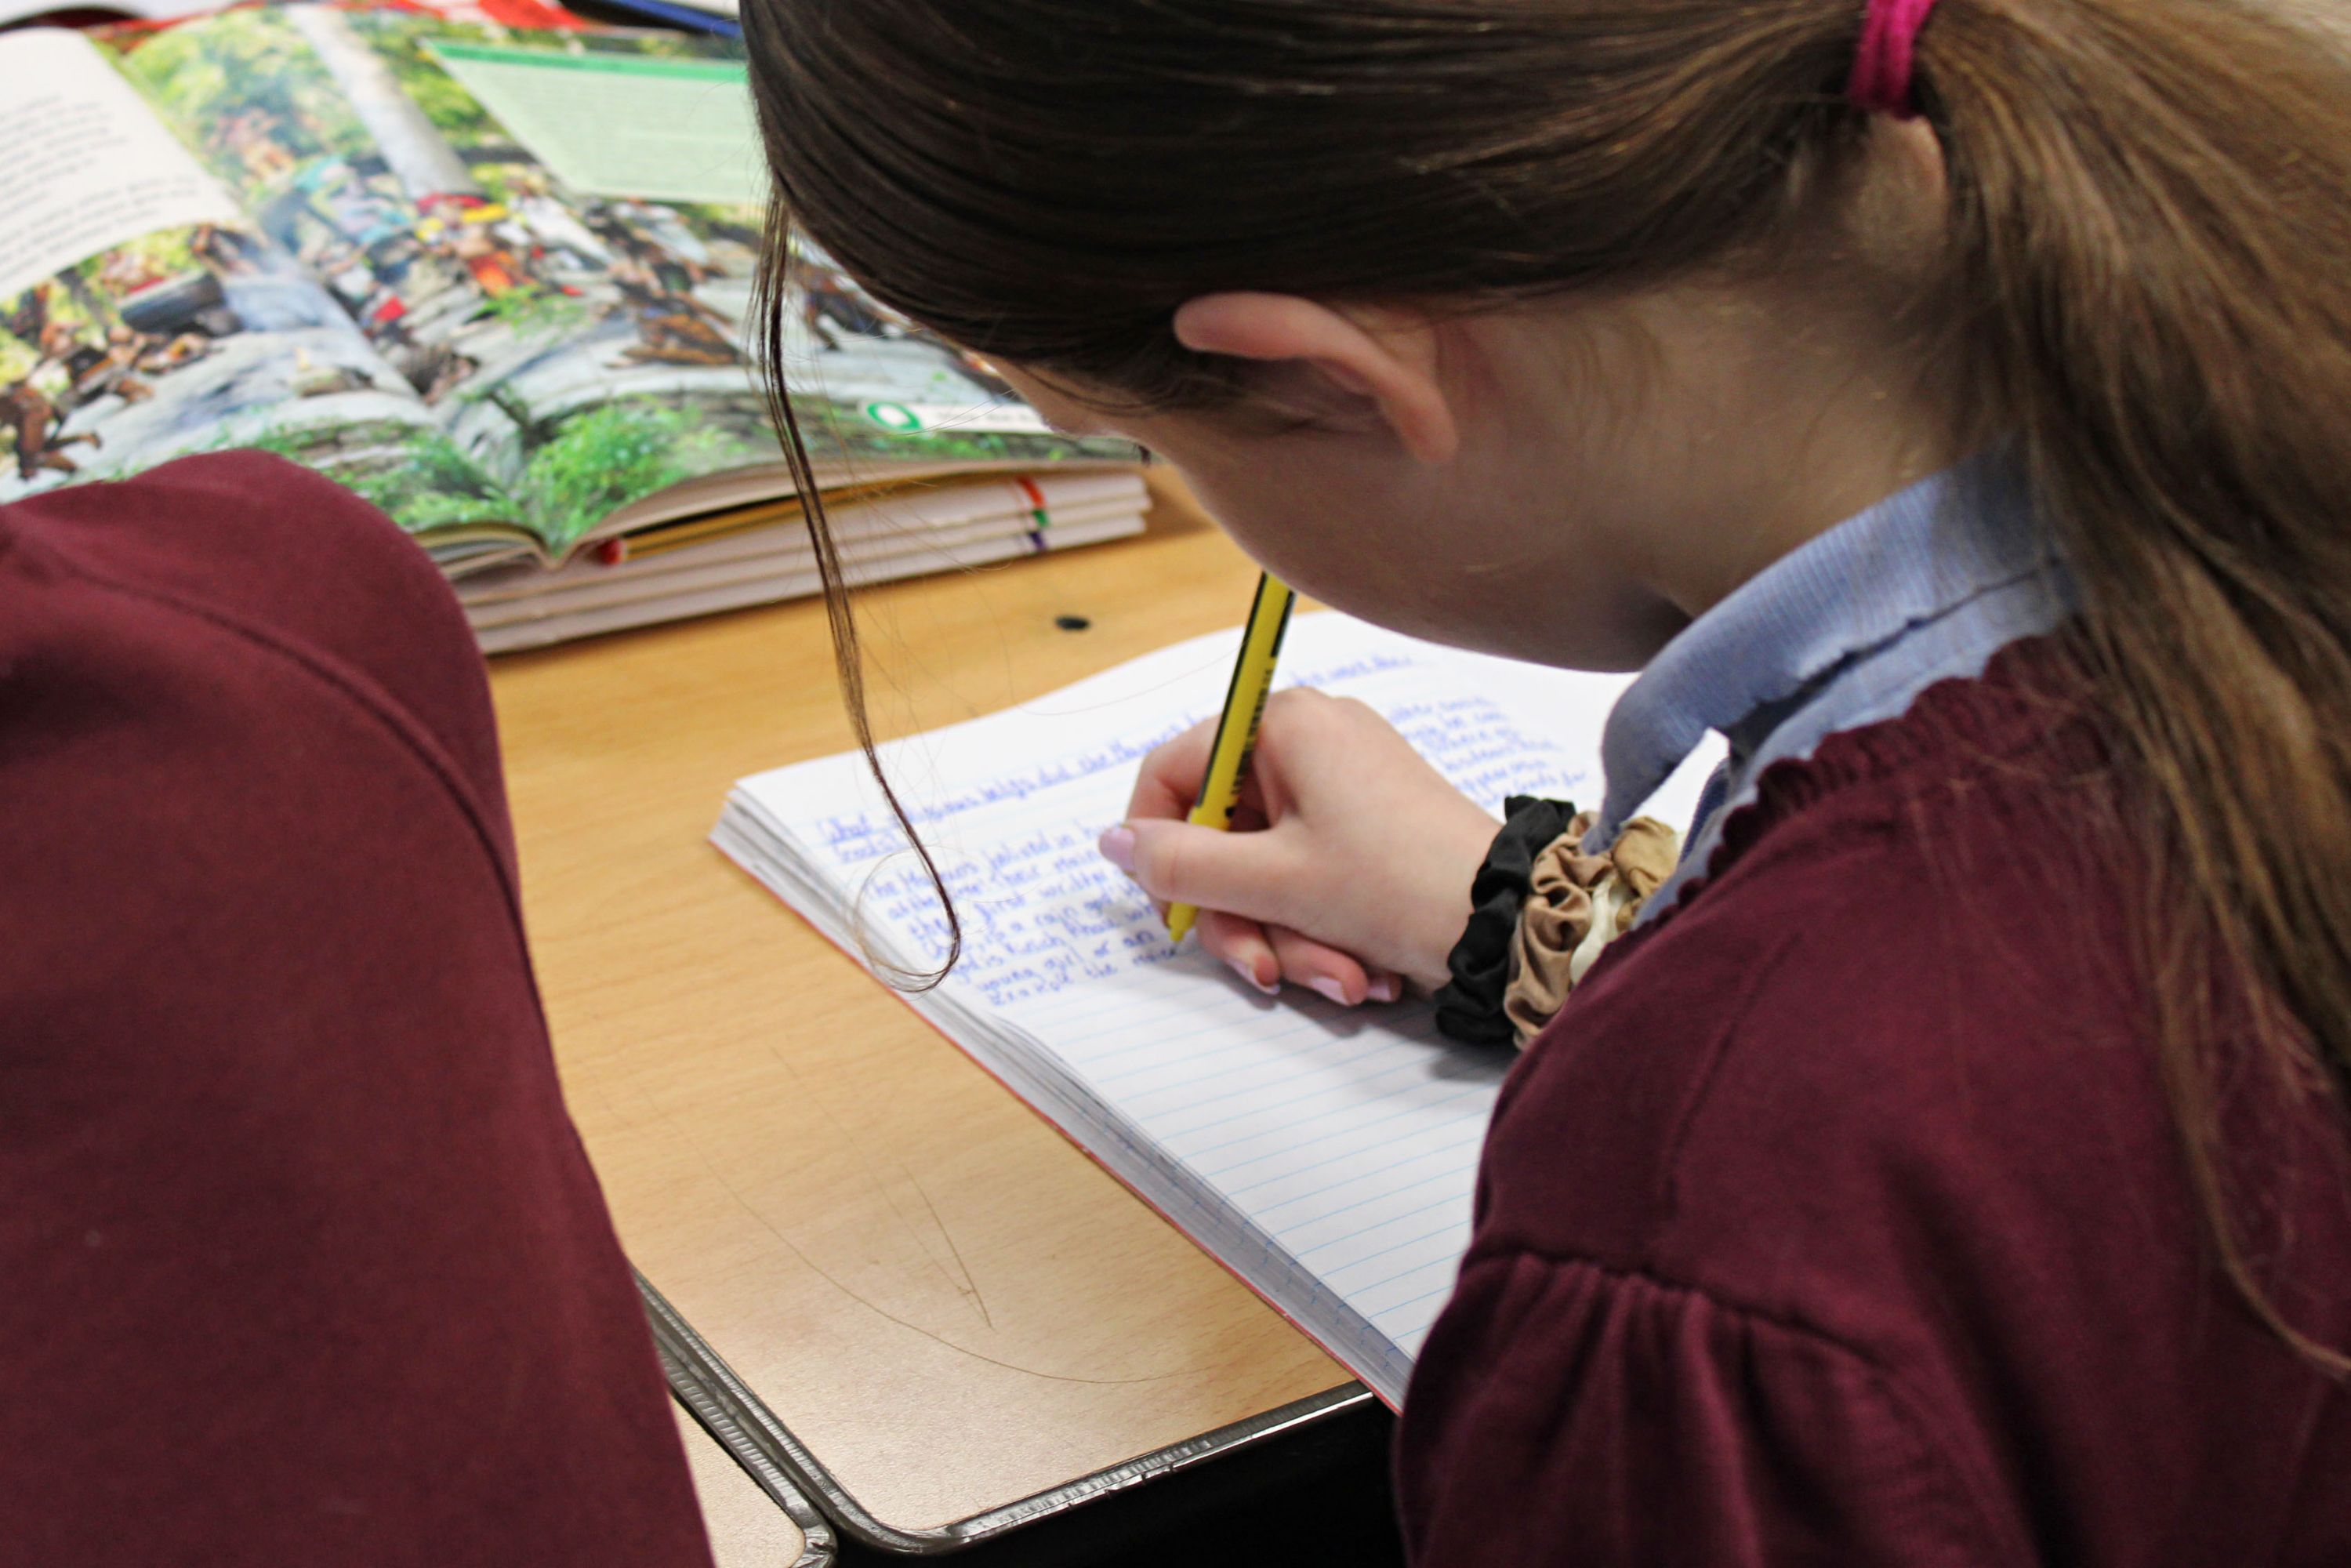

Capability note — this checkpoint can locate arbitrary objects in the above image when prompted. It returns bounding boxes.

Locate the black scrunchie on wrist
[1434,797,1577,1047]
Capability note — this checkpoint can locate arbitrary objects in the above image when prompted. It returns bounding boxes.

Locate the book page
[731,615,1718,1400]
[103,9,1132,560]
[0,29,240,300]
[427,42,761,205]
[0,28,499,523]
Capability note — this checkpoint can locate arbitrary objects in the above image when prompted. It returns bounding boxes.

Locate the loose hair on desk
[744,0,2351,1370]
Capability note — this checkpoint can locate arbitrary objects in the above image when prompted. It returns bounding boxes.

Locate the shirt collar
[1591,450,2056,844]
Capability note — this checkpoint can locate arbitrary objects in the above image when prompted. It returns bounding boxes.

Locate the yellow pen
[1166,572,1297,944]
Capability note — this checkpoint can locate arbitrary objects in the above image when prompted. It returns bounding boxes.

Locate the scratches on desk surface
[899,1161,994,1330]
[679,1112,1182,1387]
[768,1044,996,1333]
[623,1051,1206,1388]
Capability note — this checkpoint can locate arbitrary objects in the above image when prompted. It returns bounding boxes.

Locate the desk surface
[490,475,1349,1537]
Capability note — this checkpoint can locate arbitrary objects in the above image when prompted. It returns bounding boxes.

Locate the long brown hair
[742,0,2351,1367]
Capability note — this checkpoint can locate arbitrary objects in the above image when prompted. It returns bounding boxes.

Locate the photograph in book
[107,8,774,545]
[0,8,1135,568]
[0,28,476,519]
[101,7,1132,550]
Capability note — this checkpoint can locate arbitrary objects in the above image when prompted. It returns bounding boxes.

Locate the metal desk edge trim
[637,1270,1377,1555]
[646,1274,839,1568]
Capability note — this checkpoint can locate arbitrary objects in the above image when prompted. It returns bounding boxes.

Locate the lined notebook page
[725,614,1714,1402]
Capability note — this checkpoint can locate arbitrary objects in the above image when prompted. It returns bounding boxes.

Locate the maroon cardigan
[1398,647,2351,1563]
[0,456,712,1564]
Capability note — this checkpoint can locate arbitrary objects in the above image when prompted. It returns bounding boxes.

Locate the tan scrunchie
[1504,810,1681,1047]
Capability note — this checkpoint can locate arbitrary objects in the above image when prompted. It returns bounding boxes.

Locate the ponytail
[1924,0,2351,1370]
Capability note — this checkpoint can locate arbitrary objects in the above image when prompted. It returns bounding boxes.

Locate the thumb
[1101,818,1296,927]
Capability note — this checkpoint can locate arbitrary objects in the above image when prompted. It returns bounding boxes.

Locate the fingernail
[1309,977,1349,1007]
[1367,975,1399,1004]
[1229,956,1279,995]
[1098,825,1136,872]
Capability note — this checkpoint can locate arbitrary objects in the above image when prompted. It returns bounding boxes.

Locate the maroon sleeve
[1396,675,2351,1567]
[0,454,713,1566]
[1396,1251,2005,1566]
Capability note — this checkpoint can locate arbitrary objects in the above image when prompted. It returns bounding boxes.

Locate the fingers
[1126,718,1217,824]
[1268,925,1374,1005]
[1197,908,1279,993]
[1109,817,1301,930]
[1129,692,1315,825]
[1196,913,1403,1009]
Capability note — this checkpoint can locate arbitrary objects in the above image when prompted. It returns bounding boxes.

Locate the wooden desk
[489,475,1355,1547]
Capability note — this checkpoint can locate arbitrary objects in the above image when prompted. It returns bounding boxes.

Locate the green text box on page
[426,42,763,205]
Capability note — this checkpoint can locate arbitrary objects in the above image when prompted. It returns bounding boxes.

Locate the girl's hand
[1099,688,1498,1005]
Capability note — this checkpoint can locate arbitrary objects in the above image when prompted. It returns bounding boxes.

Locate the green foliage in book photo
[344,426,510,532]
[474,284,592,344]
[201,420,502,535]
[116,13,376,193]
[515,401,753,550]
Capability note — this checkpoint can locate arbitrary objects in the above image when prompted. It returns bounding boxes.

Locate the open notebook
[714,612,1714,1406]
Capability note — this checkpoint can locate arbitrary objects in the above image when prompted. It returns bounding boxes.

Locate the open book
[0,9,1141,649]
[714,613,1716,1406]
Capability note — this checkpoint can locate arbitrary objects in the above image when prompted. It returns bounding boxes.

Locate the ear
[1171,293,1459,465]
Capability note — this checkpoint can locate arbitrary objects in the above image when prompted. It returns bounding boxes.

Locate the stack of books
[0,5,1145,651]
[451,468,1149,653]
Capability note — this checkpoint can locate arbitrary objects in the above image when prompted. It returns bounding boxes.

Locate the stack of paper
[713,613,1714,1404]
[453,470,1148,652]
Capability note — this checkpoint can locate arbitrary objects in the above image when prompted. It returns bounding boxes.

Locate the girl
[742,1,2351,1561]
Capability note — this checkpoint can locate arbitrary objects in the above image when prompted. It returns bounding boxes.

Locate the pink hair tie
[1847,0,1939,118]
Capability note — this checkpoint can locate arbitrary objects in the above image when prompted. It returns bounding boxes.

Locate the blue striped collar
[1587,450,2077,920]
